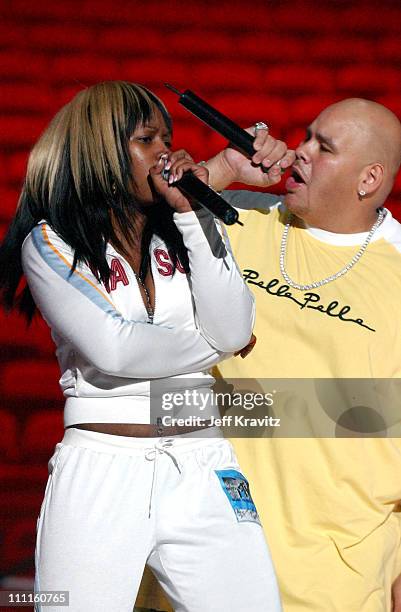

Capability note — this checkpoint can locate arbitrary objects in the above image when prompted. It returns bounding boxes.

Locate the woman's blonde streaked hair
[26,80,171,207]
[0,81,189,321]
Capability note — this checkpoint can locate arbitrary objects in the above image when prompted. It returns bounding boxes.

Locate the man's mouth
[285,166,307,192]
[291,166,307,184]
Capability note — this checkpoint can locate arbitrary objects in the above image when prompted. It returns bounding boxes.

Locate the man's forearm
[205,152,237,191]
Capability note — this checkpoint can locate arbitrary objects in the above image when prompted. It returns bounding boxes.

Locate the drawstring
[145,439,182,517]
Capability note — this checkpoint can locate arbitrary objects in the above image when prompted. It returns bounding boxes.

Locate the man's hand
[392,573,401,611]
[206,127,295,192]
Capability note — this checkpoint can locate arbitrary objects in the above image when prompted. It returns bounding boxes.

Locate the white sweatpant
[35,427,281,612]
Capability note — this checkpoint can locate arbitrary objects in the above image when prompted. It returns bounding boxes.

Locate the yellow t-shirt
[218,192,401,612]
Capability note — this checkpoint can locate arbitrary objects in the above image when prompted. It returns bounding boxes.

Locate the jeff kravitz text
[161,415,281,428]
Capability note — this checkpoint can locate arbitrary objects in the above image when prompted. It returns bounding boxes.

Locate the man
[203,98,401,611]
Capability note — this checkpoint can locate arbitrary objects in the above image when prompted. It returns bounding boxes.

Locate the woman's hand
[234,334,257,359]
[149,150,209,213]
[206,128,295,191]
[392,573,401,611]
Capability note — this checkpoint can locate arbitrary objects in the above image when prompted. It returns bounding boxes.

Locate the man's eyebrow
[316,132,337,151]
[305,126,337,151]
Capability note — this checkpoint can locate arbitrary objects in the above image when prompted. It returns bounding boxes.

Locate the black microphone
[165,83,256,157]
[174,172,241,226]
[161,164,242,226]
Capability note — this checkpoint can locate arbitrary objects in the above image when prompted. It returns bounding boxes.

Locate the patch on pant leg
[215,469,261,525]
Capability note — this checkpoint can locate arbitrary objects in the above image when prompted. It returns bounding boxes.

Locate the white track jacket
[21,207,254,426]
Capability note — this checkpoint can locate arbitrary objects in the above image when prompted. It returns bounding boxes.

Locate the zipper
[109,248,156,325]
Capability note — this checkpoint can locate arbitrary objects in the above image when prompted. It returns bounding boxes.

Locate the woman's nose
[157,137,171,156]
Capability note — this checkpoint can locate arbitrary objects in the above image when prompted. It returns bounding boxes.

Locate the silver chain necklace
[133,271,154,323]
[279,208,385,291]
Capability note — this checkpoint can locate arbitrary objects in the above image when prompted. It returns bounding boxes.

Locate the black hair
[0,81,189,321]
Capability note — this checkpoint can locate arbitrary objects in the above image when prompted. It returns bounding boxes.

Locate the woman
[0,81,281,612]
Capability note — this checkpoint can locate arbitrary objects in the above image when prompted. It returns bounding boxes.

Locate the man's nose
[295,141,310,163]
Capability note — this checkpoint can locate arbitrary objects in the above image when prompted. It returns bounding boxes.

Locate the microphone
[161,164,242,226]
[165,83,256,157]
[164,84,267,225]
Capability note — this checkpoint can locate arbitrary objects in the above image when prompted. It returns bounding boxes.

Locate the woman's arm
[173,207,255,352]
[22,223,232,379]
[150,156,255,353]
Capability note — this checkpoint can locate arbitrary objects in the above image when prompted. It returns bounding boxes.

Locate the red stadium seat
[74,0,201,24]
[289,95,342,126]
[0,222,9,241]
[0,22,26,48]
[392,172,401,198]
[311,38,376,63]
[264,65,334,95]
[51,55,121,84]
[212,95,289,131]
[80,0,156,22]
[205,131,236,159]
[0,52,49,80]
[160,89,197,121]
[0,310,55,356]
[10,0,81,19]
[285,126,308,151]
[99,28,164,54]
[0,463,47,486]
[0,468,45,549]
[0,117,47,148]
[387,204,401,224]
[377,96,401,119]
[0,491,43,520]
[340,7,400,34]
[21,411,64,463]
[379,39,401,63]
[167,31,234,57]
[336,65,401,95]
[205,4,271,27]
[0,410,19,462]
[0,360,62,403]
[27,25,95,51]
[0,189,20,221]
[272,5,338,32]
[236,34,305,61]
[120,59,190,90]
[7,153,29,184]
[0,517,36,570]
[191,62,263,91]
[171,122,207,159]
[55,84,88,108]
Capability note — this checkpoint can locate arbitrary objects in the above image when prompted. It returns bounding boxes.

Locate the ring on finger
[254,121,269,134]
[275,160,288,174]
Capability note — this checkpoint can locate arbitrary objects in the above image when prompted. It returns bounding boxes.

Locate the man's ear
[358,163,384,197]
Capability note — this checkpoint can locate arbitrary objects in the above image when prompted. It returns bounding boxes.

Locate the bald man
[201,99,401,612]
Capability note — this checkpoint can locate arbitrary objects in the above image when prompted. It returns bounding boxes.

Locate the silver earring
[111,182,117,196]
[358,190,366,197]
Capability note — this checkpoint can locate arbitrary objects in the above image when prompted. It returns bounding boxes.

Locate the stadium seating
[21,411,64,463]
